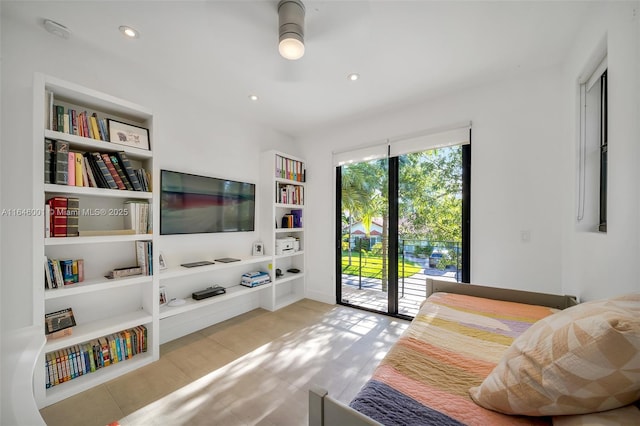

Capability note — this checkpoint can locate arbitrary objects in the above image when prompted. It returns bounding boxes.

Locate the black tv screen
[160,170,255,235]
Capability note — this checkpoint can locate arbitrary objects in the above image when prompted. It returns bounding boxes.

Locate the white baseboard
[305,289,335,305]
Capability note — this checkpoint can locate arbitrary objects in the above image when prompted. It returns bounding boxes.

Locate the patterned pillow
[469,293,640,416]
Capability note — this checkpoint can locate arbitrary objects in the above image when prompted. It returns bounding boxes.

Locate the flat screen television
[160,169,255,235]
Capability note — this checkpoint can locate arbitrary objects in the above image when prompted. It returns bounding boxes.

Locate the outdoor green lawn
[342,251,421,278]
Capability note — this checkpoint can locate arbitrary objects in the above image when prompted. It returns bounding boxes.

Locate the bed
[309,279,640,426]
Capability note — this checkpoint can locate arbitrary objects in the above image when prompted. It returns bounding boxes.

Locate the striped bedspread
[350,292,558,425]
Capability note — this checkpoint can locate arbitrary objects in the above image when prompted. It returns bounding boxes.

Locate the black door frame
[336,137,471,318]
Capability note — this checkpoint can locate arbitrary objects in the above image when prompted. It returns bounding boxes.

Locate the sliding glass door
[336,131,470,319]
[338,158,389,313]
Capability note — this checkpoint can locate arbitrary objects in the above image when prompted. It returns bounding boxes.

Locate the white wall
[301,1,640,304]
[301,66,566,303]
[0,14,296,334]
[560,2,640,301]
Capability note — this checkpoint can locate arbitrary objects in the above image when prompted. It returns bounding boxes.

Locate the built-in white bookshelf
[157,255,273,319]
[260,150,306,310]
[32,73,157,407]
[29,76,311,408]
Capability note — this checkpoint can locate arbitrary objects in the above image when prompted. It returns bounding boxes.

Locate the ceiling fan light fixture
[278,0,305,60]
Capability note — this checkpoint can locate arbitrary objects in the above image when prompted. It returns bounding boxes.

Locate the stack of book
[275,154,305,182]
[46,196,79,237]
[45,257,84,289]
[241,271,271,287]
[124,200,150,234]
[276,183,304,205]
[136,241,153,275]
[47,91,109,142]
[45,324,148,388]
[44,138,149,192]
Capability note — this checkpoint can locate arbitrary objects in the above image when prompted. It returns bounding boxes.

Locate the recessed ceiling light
[119,26,139,38]
[249,94,259,101]
[348,73,360,81]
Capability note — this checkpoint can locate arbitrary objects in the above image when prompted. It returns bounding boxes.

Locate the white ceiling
[4,0,594,138]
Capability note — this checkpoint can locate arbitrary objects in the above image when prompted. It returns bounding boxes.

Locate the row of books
[124,201,151,234]
[45,325,148,389]
[281,209,303,228]
[276,183,304,205]
[45,139,150,192]
[45,257,84,289]
[47,91,110,142]
[46,196,79,237]
[275,154,306,182]
[136,241,153,275]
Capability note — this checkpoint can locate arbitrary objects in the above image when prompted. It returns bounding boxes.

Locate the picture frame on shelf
[252,242,264,256]
[159,286,168,306]
[158,251,168,270]
[108,119,150,150]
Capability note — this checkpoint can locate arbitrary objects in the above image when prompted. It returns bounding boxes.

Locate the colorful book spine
[48,197,67,237]
[75,153,83,186]
[90,115,101,141]
[56,105,64,132]
[109,154,133,190]
[70,109,78,135]
[91,152,118,189]
[44,139,54,184]
[66,197,79,237]
[67,152,75,186]
[101,154,126,189]
[53,140,69,184]
[114,152,143,191]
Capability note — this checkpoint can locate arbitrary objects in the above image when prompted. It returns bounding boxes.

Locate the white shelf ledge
[43,352,154,407]
[44,310,152,352]
[275,228,304,233]
[44,184,152,199]
[159,283,272,319]
[275,250,304,260]
[274,272,304,286]
[44,130,153,160]
[45,275,152,300]
[158,256,271,280]
[275,177,305,185]
[275,203,304,209]
[44,234,152,245]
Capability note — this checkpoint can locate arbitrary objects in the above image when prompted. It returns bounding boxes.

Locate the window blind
[332,122,471,166]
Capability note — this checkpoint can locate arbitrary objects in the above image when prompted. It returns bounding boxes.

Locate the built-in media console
[192,285,226,300]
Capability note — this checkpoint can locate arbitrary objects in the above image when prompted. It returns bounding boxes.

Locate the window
[577,56,607,233]
[598,70,607,232]
[334,124,471,318]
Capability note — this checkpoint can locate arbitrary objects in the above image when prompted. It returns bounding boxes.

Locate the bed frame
[308,278,578,426]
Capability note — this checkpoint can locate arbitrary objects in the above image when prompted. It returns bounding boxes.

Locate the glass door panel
[339,158,389,314]
[397,146,463,317]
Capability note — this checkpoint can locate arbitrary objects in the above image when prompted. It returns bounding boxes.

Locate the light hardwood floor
[40,299,409,426]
